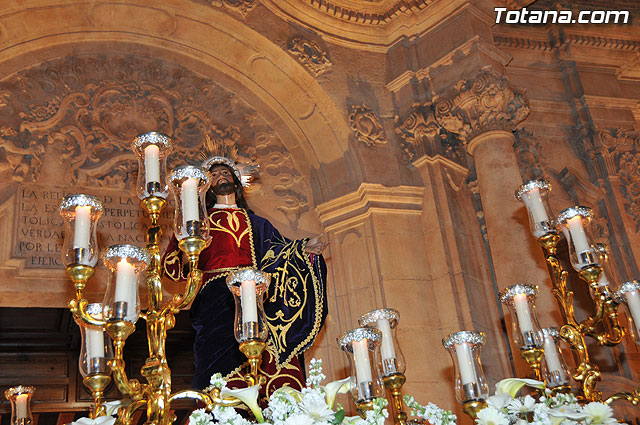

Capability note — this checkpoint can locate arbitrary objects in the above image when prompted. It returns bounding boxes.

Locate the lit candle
[522,188,549,226]
[567,216,591,259]
[241,280,258,324]
[16,393,28,419]
[114,259,136,309]
[514,293,534,333]
[455,343,477,385]
[73,205,91,250]
[625,291,640,336]
[543,336,563,373]
[144,145,161,185]
[86,328,105,360]
[181,178,199,223]
[376,318,396,361]
[352,339,373,384]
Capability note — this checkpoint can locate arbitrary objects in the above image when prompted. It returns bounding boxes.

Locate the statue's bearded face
[210,165,237,196]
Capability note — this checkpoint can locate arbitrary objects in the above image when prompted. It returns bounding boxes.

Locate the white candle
[86,328,105,360]
[522,188,549,224]
[241,280,258,324]
[114,259,136,309]
[181,178,199,223]
[567,216,591,258]
[144,144,161,185]
[514,293,534,333]
[16,394,28,419]
[376,318,396,361]
[73,205,91,250]
[352,339,373,384]
[598,271,611,287]
[543,336,563,373]
[624,291,640,336]
[455,343,477,385]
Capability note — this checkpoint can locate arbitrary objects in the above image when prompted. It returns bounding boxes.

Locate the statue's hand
[304,232,329,255]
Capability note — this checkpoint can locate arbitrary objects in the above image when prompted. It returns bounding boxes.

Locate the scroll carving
[514,128,547,181]
[348,104,387,148]
[434,67,530,142]
[209,0,257,17]
[596,129,640,231]
[0,54,309,226]
[394,103,465,165]
[287,37,332,76]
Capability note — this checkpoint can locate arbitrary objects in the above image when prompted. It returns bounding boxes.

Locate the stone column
[435,68,559,329]
[313,183,461,413]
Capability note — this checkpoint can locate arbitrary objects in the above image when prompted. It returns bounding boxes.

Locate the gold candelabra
[60,132,267,424]
[516,180,640,406]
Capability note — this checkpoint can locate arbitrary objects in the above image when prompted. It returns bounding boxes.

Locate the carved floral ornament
[208,0,257,17]
[0,54,309,228]
[597,129,640,231]
[287,37,332,76]
[393,103,465,165]
[434,67,530,143]
[348,104,387,148]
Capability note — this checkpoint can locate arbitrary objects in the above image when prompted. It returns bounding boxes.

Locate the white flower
[220,385,264,423]
[487,393,512,410]
[209,373,227,389]
[284,413,318,425]
[507,395,537,415]
[324,377,352,409]
[582,402,617,425]
[189,408,214,425]
[299,389,334,423]
[496,378,545,398]
[476,406,509,425]
[306,358,326,387]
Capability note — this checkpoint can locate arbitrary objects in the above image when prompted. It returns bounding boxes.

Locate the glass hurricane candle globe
[557,206,600,272]
[168,165,212,241]
[226,269,270,343]
[615,281,640,345]
[338,327,383,405]
[499,284,543,350]
[59,194,104,267]
[102,244,149,323]
[515,179,556,239]
[358,308,405,377]
[5,386,35,425]
[76,303,113,377]
[540,327,571,389]
[131,131,172,199]
[442,331,489,404]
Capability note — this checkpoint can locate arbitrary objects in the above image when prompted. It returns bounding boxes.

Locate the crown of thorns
[199,135,258,187]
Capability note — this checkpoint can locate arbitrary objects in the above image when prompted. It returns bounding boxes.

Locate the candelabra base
[520,347,544,381]
[462,400,487,419]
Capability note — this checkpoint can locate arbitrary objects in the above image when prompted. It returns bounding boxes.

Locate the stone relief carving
[595,129,640,231]
[434,67,530,142]
[194,0,257,17]
[287,37,332,76]
[0,54,309,227]
[514,128,547,181]
[348,104,387,148]
[394,103,465,165]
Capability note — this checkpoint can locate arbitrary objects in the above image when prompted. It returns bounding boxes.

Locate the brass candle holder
[382,373,408,425]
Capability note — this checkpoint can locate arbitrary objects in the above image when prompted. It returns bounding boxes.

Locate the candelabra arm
[165,237,207,312]
[541,240,579,328]
[142,197,166,313]
[239,340,267,386]
[560,325,601,401]
[106,321,144,399]
[382,373,408,425]
[83,374,111,419]
[114,399,147,425]
[604,388,640,405]
[462,400,487,420]
[69,298,107,328]
[598,298,625,346]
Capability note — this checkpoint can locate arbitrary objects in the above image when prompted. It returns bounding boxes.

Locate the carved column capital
[434,67,530,147]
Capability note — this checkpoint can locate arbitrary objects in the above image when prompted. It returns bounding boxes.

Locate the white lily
[220,385,264,423]
[487,392,512,410]
[71,417,117,425]
[271,385,303,403]
[496,378,545,398]
[324,376,352,409]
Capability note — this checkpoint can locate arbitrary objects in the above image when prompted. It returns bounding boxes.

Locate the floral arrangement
[189,359,389,425]
[404,378,624,425]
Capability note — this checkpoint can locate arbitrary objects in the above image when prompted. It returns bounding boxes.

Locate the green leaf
[331,409,346,425]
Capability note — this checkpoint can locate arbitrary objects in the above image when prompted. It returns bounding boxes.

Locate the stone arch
[0,0,360,206]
